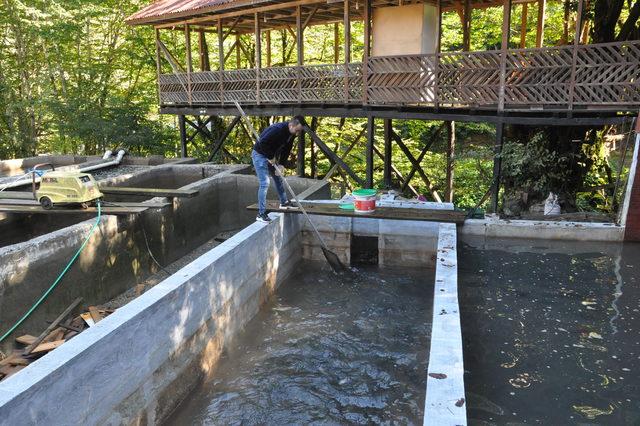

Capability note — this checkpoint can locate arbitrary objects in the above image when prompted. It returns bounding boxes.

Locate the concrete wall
[0,165,330,352]
[300,200,449,267]
[0,213,304,425]
[372,4,438,56]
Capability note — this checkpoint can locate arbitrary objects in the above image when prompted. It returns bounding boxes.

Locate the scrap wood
[15,335,37,345]
[24,297,82,355]
[88,306,103,324]
[30,340,65,355]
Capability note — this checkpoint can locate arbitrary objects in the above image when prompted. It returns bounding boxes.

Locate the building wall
[372,4,438,56]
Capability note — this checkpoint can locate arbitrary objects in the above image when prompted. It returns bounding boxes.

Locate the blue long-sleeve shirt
[253,122,294,163]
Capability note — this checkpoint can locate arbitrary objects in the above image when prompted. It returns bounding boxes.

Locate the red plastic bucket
[353,189,377,213]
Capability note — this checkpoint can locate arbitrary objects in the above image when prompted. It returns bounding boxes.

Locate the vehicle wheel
[40,197,53,210]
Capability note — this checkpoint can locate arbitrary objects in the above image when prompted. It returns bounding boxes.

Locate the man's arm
[277,135,295,166]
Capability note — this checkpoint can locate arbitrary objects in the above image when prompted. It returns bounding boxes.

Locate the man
[252,116,304,223]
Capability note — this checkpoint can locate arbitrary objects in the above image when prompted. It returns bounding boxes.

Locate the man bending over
[252,116,304,223]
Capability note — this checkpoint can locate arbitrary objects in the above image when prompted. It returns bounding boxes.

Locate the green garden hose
[0,201,102,343]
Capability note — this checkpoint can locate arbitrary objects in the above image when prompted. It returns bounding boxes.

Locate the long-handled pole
[234,101,346,273]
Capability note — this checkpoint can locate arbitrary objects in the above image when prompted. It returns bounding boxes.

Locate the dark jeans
[251,150,287,215]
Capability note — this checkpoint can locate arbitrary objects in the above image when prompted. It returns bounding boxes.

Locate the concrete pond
[0,156,637,425]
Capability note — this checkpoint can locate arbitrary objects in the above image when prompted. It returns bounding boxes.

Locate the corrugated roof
[126,0,258,25]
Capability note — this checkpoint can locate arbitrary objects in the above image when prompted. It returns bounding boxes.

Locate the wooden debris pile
[0,298,113,382]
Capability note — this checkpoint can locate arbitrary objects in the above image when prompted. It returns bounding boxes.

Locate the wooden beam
[208,116,241,161]
[372,144,420,197]
[366,116,375,188]
[155,29,162,105]
[223,16,241,41]
[323,125,366,181]
[383,119,392,188]
[446,121,455,202]
[520,2,528,48]
[296,6,303,101]
[303,123,365,186]
[303,5,320,30]
[391,129,442,202]
[535,0,545,47]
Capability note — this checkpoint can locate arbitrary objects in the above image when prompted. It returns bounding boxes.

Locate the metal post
[366,116,375,188]
[179,115,188,158]
[490,121,504,212]
[383,119,392,189]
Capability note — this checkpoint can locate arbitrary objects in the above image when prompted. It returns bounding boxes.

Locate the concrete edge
[620,135,639,227]
[423,223,466,426]
[460,218,624,242]
[0,212,301,423]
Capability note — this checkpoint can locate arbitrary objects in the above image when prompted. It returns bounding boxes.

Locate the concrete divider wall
[0,212,304,425]
[0,165,329,351]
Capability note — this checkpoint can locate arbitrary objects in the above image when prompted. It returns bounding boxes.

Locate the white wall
[372,4,438,56]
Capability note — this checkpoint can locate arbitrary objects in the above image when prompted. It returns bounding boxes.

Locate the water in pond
[166,262,434,425]
[459,238,640,425]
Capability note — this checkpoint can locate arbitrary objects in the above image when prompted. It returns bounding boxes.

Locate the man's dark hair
[290,116,305,126]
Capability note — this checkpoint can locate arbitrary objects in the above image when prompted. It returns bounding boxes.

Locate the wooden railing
[159,40,640,111]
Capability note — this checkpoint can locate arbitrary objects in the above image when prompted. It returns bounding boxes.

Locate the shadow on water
[165,261,434,425]
[458,238,640,425]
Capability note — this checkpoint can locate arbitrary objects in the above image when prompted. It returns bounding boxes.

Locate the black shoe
[256,213,272,223]
[279,200,298,209]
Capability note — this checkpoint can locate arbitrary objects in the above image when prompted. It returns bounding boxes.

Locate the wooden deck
[248,201,467,224]
[159,40,640,113]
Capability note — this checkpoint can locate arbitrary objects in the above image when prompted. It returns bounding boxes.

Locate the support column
[334,22,340,63]
[446,121,455,202]
[363,0,371,104]
[567,0,584,111]
[536,0,546,47]
[179,115,188,158]
[383,119,392,189]
[255,12,261,104]
[266,30,271,67]
[520,3,528,48]
[343,0,351,102]
[462,0,471,51]
[296,5,304,102]
[185,24,193,105]
[297,131,305,177]
[490,121,504,212]
[198,30,210,71]
[498,0,512,112]
[366,116,375,189]
[217,20,224,103]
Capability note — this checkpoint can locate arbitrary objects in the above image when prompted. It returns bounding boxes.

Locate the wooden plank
[0,205,147,215]
[247,201,466,224]
[88,306,103,324]
[30,340,65,355]
[24,297,82,355]
[97,187,199,198]
[536,0,545,47]
[15,335,37,346]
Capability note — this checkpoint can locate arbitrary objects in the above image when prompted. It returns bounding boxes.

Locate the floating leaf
[572,404,614,419]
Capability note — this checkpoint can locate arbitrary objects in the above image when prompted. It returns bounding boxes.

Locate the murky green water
[459,238,640,425]
[166,262,434,425]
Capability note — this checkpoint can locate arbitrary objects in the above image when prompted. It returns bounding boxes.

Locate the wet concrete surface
[459,238,640,425]
[166,262,434,425]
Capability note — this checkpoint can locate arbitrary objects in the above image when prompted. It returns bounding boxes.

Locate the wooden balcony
[159,40,640,113]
